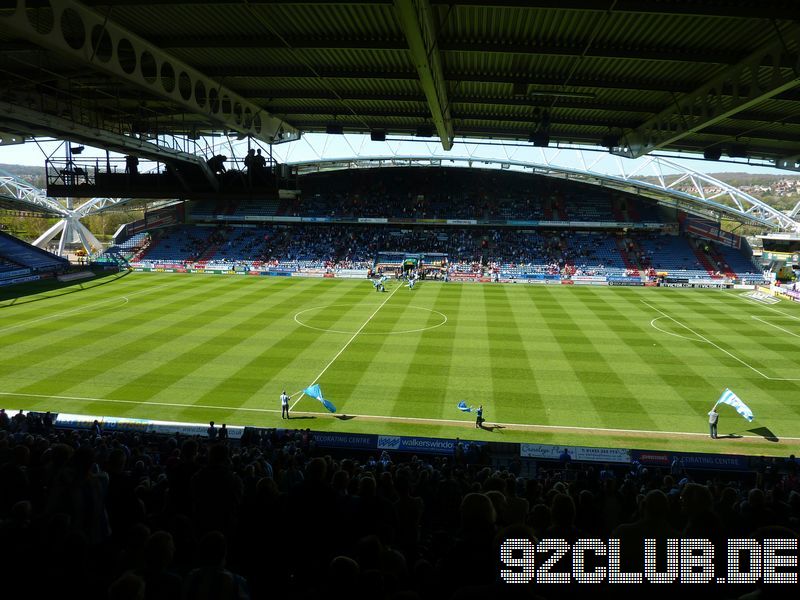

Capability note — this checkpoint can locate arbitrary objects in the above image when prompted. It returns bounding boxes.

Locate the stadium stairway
[195,242,220,263]
[611,200,625,222]
[133,235,156,262]
[543,199,553,220]
[690,239,722,277]
[707,244,738,279]
[626,200,641,222]
[614,237,640,275]
[625,237,646,274]
[556,199,569,220]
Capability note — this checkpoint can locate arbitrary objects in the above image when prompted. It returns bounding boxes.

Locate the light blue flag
[303,384,337,413]
[715,388,754,422]
[457,401,473,413]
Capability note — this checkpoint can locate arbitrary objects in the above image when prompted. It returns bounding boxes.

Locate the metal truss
[613,24,800,159]
[288,150,800,232]
[0,171,69,216]
[0,169,129,256]
[4,0,298,145]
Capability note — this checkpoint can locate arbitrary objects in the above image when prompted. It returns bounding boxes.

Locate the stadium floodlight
[70,145,84,154]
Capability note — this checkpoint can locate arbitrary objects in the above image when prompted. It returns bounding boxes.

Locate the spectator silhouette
[125,155,139,176]
[207,155,227,175]
[135,531,182,600]
[183,531,250,600]
[612,489,679,572]
[190,444,243,535]
[108,572,146,600]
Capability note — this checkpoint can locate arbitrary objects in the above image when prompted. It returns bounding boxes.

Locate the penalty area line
[2,389,799,442]
[640,300,800,381]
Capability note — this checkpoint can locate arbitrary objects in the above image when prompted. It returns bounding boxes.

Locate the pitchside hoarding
[520,443,631,463]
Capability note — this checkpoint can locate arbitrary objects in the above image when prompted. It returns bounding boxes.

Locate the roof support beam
[201,66,695,93]
[393,0,454,150]
[4,0,298,144]
[0,100,218,189]
[73,1,800,20]
[148,35,737,65]
[615,26,800,158]
[430,0,800,20]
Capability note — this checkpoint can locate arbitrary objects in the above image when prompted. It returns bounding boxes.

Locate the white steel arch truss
[0,171,125,256]
[289,151,800,232]
[0,172,69,216]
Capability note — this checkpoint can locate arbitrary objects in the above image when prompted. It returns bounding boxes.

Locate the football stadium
[2,1,800,597]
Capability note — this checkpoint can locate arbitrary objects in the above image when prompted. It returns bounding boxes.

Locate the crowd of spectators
[276,167,630,225]
[132,223,763,280]
[1,409,799,599]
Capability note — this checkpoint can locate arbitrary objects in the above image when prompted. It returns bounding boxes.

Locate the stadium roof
[3,1,800,169]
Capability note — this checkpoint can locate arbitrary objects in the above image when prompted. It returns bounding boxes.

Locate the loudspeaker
[703,147,722,161]
[370,129,386,142]
[529,132,550,147]
[416,125,434,137]
[727,144,748,158]
[326,123,344,135]
[601,135,620,149]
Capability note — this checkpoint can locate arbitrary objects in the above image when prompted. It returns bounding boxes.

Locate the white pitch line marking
[290,282,403,410]
[294,303,447,335]
[649,316,705,343]
[751,315,800,339]
[3,389,800,442]
[725,291,800,321]
[641,299,800,382]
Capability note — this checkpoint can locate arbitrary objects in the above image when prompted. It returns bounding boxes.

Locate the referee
[281,390,290,419]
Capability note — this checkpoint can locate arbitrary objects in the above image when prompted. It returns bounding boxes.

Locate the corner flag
[303,384,337,413]
[714,388,754,422]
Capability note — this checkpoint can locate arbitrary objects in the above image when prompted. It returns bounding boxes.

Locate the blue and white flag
[303,383,337,413]
[457,401,473,413]
[715,388,754,422]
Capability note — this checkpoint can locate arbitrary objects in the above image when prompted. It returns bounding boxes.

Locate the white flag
[715,389,754,422]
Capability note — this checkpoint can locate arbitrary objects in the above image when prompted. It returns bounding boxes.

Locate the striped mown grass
[1,272,799,456]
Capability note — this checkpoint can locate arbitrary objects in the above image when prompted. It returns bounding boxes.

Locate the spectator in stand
[612,489,679,572]
[183,531,250,600]
[207,155,227,175]
[559,447,572,470]
[135,531,182,600]
[124,155,139,177]
[207,420,218,441]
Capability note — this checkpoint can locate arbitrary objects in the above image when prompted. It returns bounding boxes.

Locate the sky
[0,133,793,179]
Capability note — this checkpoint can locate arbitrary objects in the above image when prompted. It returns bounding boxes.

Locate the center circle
[294,303,447,335]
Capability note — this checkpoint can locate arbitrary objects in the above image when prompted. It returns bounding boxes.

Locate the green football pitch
[2,272,799,456]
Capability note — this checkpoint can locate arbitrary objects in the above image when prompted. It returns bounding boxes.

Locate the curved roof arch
[289,154,800,232]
